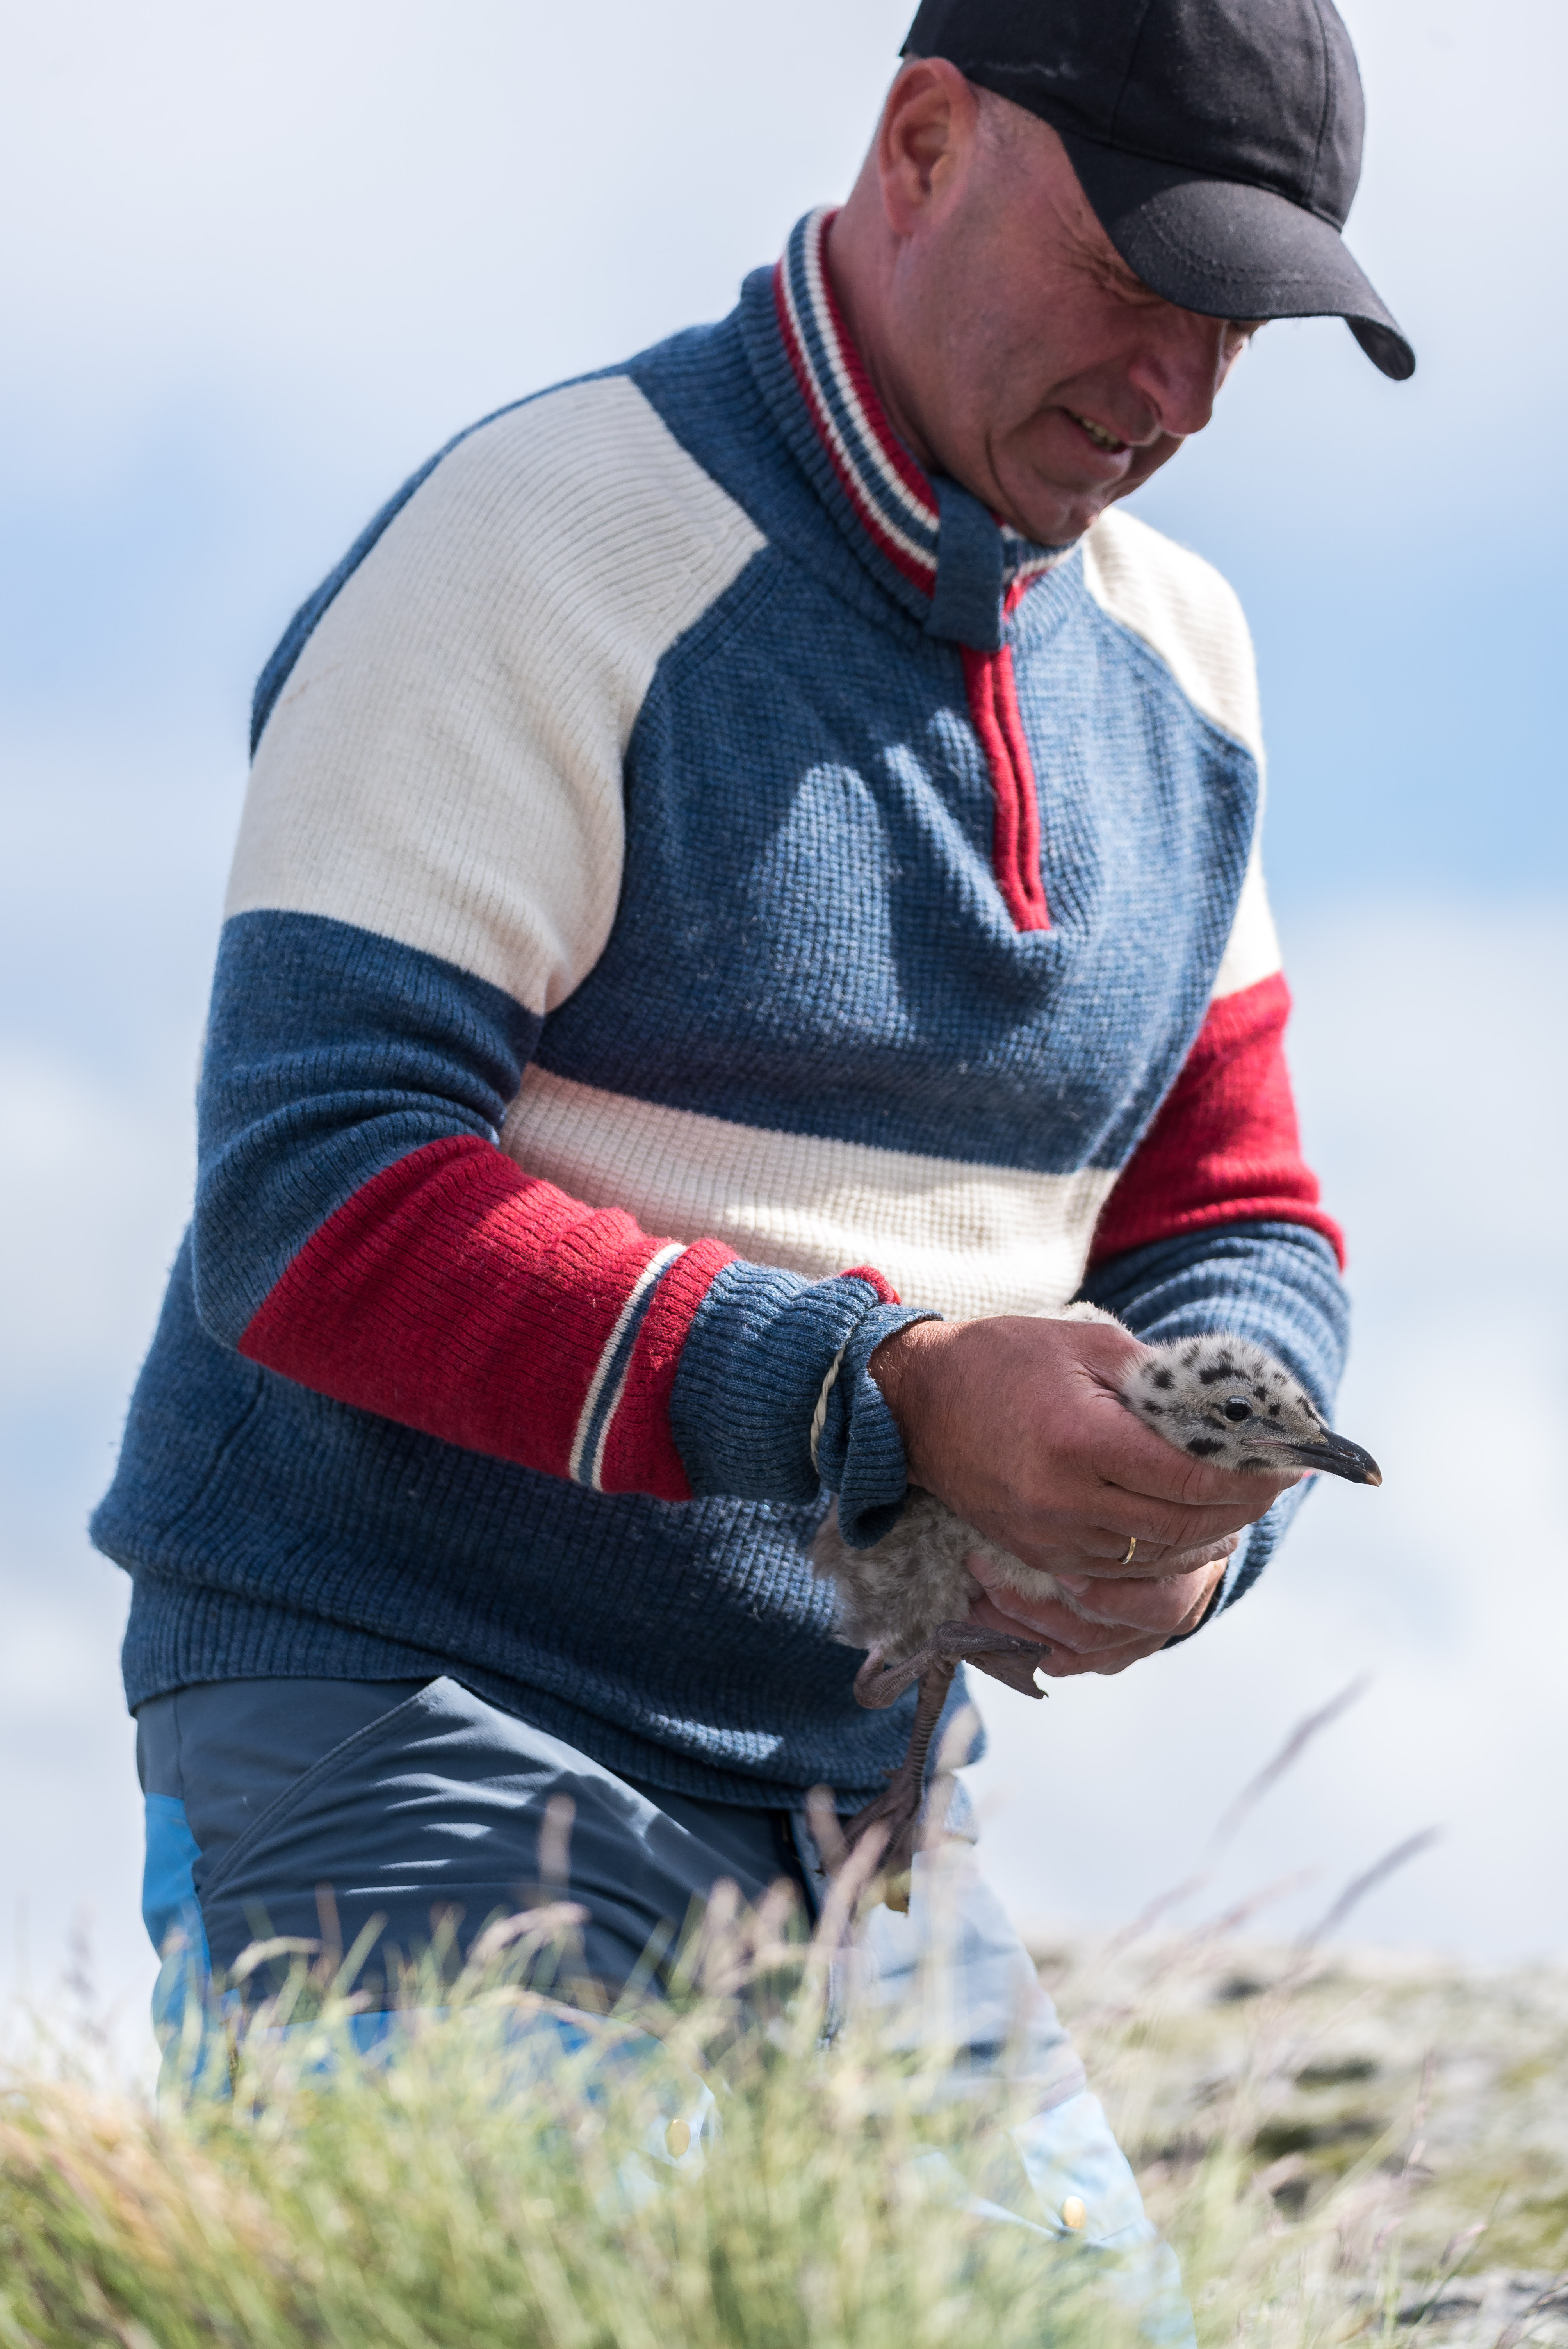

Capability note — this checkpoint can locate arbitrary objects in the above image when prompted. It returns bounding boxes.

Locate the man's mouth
[1071,412,1128,453]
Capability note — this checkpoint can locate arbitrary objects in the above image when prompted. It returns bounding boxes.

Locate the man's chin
[1001,489,1117,547]
[992,470,1134,548]
[1001,447,1178,547]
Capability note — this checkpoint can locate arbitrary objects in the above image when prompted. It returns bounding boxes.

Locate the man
[94,0,1408,2298]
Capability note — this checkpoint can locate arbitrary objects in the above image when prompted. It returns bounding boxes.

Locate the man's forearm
[195,913,931,1519]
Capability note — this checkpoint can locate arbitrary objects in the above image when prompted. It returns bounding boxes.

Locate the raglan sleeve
[1076,512,1349,1609]
[191,380,927,1546]
[1080,880,1349,1608]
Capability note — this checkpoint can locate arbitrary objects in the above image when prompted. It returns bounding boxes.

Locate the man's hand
[869,1314,1299,1674]
[966,1545,1229,1677]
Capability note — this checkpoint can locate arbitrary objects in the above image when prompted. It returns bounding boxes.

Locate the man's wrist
[868,1317,946,1485]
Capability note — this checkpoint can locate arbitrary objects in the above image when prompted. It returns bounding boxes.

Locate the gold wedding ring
[1120,1535,1138,1566]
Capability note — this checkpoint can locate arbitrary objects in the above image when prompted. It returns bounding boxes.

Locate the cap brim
[1057,131,1415,381]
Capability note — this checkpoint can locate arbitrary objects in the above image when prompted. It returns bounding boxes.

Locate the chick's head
[1121,1334,1381,1485]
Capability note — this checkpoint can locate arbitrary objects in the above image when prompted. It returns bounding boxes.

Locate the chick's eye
[1222,1397,1252,1423]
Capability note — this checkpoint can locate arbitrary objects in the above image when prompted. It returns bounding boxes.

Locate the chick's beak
[1288,1429,1383,1486]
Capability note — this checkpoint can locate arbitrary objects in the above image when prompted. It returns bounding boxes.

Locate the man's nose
[1125,310,1236,441]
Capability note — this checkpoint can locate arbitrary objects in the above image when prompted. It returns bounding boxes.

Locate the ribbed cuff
[668,1258,936,1515]
[1215,1472,1311,1613]
[807,1299,940,1546]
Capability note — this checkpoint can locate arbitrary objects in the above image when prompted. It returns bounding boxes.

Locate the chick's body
[813,1303,1115,1673]
[821,1486,1063,1669]
[810,1313,1381,1902]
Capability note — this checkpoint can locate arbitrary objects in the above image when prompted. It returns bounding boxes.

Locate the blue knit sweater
[92,209,1348,1807]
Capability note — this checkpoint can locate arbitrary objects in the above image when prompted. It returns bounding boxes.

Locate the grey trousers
[136,1672,1191,2341]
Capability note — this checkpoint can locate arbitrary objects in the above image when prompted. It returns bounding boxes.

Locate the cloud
[3,894,1564,2019]
[2,0,1562,493]
[0,1053,193,1398]
[1,0,1563,2021]
[967,897,1568,1960]
[4,0,1560,907]
[0,0,909,476]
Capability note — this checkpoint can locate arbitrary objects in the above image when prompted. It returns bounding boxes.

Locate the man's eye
[1222,1398,1252,1423]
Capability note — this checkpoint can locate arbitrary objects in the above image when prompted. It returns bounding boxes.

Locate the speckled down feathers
[814,1486,1055,1665]
[812,1315,1340,1666]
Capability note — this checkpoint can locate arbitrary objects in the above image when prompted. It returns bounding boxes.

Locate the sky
[1,0,1564,2034]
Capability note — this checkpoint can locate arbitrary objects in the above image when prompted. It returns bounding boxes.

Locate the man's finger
[1167,1581,1223,1641]
[1082,1389,1303,1516]
[967,1586,1143,1654]
[1039,1627,1168,1679]
[989,1493,1278,1568]
[1046,1571,1211,1634]
[968,1565,1217,1646]
[1097,1490,1297,1552]
[967,1548,1232,1623]
[1055,1535,1239,1581]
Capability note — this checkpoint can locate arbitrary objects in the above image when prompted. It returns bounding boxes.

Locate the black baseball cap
[901,0,1414,378]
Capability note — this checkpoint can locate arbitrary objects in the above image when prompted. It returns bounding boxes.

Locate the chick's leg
[844,1623,1048,1911]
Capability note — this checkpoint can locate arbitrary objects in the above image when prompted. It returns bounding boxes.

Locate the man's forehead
[900,0,1413,377]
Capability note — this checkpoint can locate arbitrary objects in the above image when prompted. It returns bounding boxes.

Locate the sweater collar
[763,207,1071,649]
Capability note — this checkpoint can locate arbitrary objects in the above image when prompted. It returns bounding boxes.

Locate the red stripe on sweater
[962,645,1051,933]
[1088,973,1345,1269]
[807,228,935,513]
[237,1134,729,1490]
[838,1264,902,1306]
[595,1256,902,1494]
[771,263,937,597]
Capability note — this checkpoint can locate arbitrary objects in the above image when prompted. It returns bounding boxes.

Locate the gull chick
[813,1312,1381,1904]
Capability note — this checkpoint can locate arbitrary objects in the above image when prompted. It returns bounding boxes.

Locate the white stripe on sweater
[568,1242,686,1489]
[1081,506,1280,1003]
[501,1069,1118,1324]
[791,209,939,569]
[226,375,766,1018]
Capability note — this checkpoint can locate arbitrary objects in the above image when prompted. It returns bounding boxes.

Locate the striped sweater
[92,209,1348,1806]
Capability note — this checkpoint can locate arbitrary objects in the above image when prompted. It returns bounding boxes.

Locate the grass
[2,1839,1566,2347]
[1,1864,1149,2349]
[1037,1935,1568,2343]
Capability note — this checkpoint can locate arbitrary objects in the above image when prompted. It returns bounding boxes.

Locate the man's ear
[877,56,978,235]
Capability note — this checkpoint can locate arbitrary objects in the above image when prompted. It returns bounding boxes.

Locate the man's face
[832,64,1259,547]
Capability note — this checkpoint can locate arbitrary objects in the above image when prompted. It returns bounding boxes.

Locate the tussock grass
[1,1873,1144,2349]
[3,1857,1565,2346]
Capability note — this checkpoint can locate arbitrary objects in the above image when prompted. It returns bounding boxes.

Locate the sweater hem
[116,1588,964,1813]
